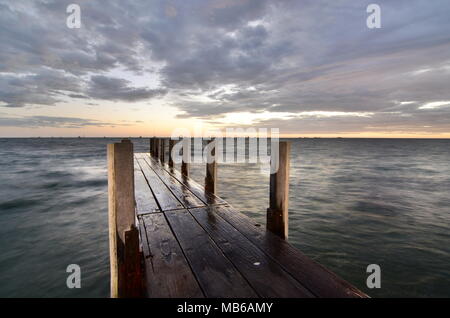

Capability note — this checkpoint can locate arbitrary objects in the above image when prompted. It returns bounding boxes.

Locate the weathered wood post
[205,138,217,194]
[107,139,142,298]
[160,138,165,163]
[181,137,190,177]
[150,137,154,157]
[267,141,291,240]
[154,138,160,159]
[168,139,175,168]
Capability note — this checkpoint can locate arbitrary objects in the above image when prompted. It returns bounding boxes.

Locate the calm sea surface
[0,138,449,297]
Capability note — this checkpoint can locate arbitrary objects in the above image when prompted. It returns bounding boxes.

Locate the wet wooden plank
[140,213,204,298]
[138,216,151,261]
[144,154,226,206]
[140,156,206,209]
[136,158,184,211]
[210,205,367,298]
[189,207,314,298]
[165,209,258,298]
[134,161,159,215]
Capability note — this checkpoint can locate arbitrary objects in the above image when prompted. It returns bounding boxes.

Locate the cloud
[419,101,450,110]
[0,115,123,128]
[87,75,167,102]
[207,110,375,126]
[67,94,89,99]
[0,69,83,107]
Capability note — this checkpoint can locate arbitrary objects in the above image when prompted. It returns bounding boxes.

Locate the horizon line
[1,136,450,140]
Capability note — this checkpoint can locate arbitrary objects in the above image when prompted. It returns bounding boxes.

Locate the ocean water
[0,138,449,297]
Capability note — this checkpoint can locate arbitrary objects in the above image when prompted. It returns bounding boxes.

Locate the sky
[1,0,450,137]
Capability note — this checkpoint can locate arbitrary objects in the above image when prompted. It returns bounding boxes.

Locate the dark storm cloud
[1,0,450,133]
[0,69,83,107]
[87,76,167,102]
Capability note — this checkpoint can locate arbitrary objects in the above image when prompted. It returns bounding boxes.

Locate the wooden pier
[107,138,367,298]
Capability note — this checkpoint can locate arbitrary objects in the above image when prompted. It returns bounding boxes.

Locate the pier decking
[131,151,366,298]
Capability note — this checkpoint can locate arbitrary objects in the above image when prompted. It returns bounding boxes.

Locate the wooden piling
[205,138,217,194]
[267,141,291,239]
[181,137,190,177]
[159,138,166,163]
[107,139,142,297]
[154,138,160,159]
[168,139,175,168]
[150,137,154,156]
[152,137,157,157]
